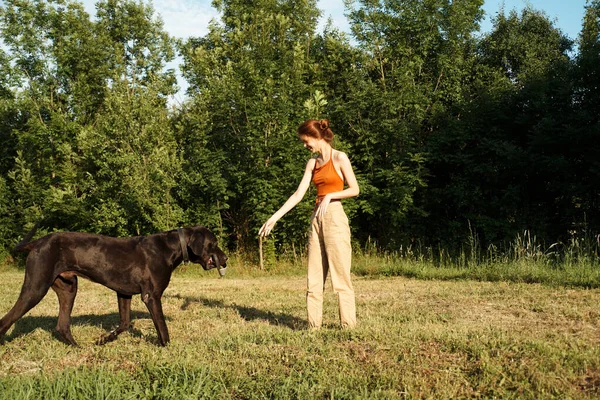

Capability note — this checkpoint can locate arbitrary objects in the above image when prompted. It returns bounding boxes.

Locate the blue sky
[480,0,589,40]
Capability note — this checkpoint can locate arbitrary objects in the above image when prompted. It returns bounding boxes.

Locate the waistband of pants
[313,198,341,211]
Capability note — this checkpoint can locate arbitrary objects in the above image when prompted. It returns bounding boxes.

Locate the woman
[259,119,359,329]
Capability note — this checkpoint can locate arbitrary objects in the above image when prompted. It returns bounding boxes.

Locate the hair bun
[319,119,329,131]
[297,119,335,144]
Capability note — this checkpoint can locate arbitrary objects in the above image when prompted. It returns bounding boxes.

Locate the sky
[75,0,591,102]
[75,0,589,41]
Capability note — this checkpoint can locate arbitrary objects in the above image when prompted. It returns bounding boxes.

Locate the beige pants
[307,202,356,329]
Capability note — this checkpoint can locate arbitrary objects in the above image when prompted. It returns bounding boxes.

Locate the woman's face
[299,135,320,153]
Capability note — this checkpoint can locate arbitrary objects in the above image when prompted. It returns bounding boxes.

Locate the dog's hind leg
[97,293,132,345]
[0,270,53,341]
[51,273,79,346]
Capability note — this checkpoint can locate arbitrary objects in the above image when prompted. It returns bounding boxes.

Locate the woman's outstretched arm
[259,158,316,237]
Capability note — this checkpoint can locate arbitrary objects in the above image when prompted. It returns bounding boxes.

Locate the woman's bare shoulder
[334,150,350,162]
[306,157,317,170]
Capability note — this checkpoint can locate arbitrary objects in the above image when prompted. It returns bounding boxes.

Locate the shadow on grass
[167,294,307,330]
[0,310,158,345]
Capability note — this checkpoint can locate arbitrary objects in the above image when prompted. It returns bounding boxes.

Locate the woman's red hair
[297,119,334,143]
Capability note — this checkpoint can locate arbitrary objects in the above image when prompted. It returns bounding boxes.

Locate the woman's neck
[317,142,332,162]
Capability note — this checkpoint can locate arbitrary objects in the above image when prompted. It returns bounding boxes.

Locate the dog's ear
[187,228,207,257]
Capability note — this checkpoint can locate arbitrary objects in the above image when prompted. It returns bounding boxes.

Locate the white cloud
[79,0,218,38]
[151,0,219,38]
[79,0,348,39]
[148,0,350,104]
[317,0,350,33]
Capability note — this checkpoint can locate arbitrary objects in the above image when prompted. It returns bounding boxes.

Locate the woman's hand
[259,216,278,237]
[316,195,332,219]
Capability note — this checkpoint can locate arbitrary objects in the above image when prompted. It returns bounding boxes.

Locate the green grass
[0,255,599,399]
[352,252,600,288]
[349,230,600,288]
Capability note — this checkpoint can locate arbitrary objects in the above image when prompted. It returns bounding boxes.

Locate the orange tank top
[313,148,344,202]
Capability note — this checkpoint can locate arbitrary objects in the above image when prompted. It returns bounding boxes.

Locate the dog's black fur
[0,225,227,346]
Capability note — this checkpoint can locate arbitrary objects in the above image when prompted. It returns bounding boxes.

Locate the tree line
[0,0,598,260]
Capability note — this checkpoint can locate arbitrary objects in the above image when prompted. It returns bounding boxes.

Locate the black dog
[0,225,227,346]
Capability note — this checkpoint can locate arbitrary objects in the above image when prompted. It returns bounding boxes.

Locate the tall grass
[352,230,600,288]
[2,229,598,287]
[202,229,600,288]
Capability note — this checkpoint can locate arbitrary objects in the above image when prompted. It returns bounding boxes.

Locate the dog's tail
[13,222,41,253]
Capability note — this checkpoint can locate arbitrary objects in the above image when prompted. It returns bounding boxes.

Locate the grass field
[0,258,599,399]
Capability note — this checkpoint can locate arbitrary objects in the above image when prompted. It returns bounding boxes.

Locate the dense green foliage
[0,0,598,260]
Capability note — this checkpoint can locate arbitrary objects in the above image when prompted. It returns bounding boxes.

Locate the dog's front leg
[142,292,170,346]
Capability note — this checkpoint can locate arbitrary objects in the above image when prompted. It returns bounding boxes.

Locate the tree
[179,0,322,251]
[79,79,183,236]
[0,0,180,241]
[422,6,576,247]
[570,0,600,236]
[340,0,484,248]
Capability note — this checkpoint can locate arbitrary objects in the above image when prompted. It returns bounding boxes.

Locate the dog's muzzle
[207,254,226,276]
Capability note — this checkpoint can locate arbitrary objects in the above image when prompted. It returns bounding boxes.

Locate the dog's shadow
[2,297,307,344]
[2,311,155,345]
[167,294,307,330]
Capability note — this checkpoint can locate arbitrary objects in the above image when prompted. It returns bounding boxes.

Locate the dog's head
[184,226,228,272]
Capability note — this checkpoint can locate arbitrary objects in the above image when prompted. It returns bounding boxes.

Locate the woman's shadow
[167,294,307,330]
